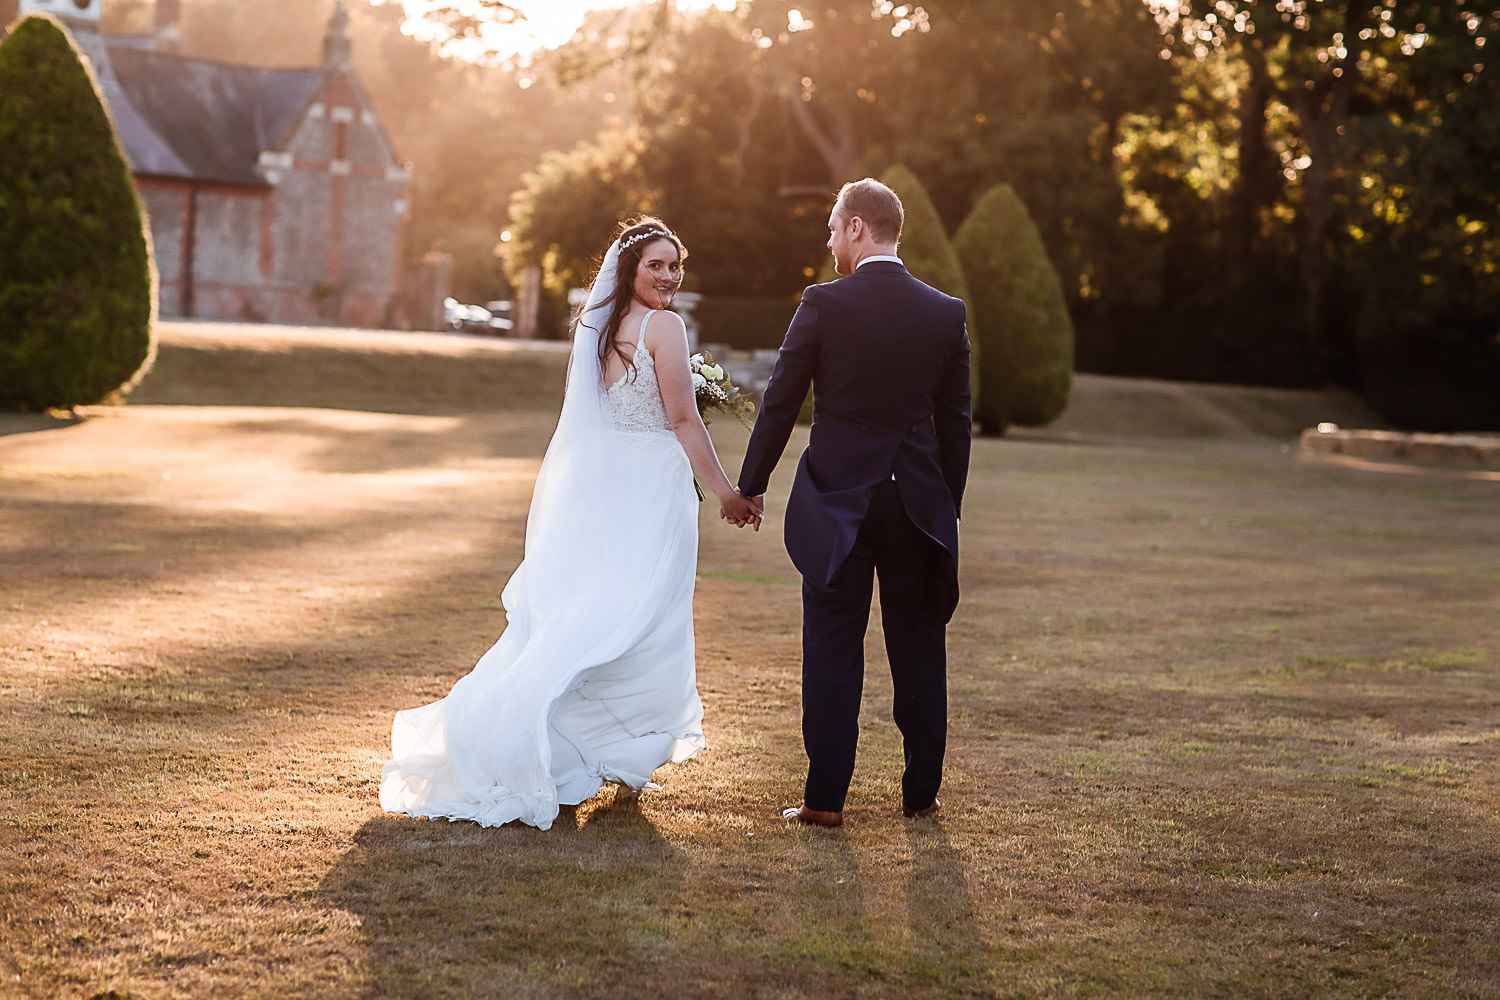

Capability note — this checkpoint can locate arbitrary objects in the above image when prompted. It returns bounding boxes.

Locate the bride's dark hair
[576,216,687,385]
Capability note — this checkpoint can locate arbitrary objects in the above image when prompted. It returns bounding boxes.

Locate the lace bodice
[605,312,673,434]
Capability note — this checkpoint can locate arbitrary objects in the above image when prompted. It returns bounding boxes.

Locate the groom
[737,177,972,828]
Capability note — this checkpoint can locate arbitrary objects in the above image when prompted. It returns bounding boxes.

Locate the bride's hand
[719,489,762,530]
[736,493,765,531]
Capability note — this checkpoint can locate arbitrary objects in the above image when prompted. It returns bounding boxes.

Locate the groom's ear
[847,215,864,241]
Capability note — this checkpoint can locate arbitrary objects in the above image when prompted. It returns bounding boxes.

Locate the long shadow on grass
[320,805,689,998]
[758,829,876,980]
[903,823,986,986]
[206,411,556,474]
[0,412,84,437]
[724,825,988,996]
[0,495,403,604]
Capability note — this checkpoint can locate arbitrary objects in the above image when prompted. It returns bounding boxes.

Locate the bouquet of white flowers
[690,351,756,428]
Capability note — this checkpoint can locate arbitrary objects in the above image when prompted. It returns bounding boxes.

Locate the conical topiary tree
[878,165,969,302]
[0,15,156,411]
[954,183,1072,434]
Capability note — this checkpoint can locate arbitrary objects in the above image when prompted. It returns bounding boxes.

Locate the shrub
[954,183,1073,433]
[0,15,156,411]
[879,166,970,302]
[691,295,799,351]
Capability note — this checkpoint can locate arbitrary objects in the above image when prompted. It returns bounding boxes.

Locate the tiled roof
[72,27,323,187]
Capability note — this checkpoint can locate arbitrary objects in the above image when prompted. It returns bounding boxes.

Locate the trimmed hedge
[954,183,1072,433]
[691,295,799,351]
[0,15,156,411]
[879,166,971,303]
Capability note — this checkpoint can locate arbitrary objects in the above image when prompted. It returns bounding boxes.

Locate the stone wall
[134,71,407,327]
[1301,426,1500,468]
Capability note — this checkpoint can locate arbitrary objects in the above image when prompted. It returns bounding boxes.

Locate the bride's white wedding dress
[380,246,705,831]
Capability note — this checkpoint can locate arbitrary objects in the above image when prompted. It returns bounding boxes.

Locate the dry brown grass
[2,323,1497,999]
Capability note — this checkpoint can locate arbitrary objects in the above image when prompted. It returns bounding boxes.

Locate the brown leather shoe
[781,805,843,828]
[902,799,941,819]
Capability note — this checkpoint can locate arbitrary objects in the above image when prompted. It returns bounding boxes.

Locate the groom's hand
[719,490,760,529]
[729,492,765,532]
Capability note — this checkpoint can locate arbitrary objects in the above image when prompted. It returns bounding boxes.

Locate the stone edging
[1300,425,1500,468]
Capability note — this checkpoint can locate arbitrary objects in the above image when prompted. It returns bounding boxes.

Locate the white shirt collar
[856,254,904,270]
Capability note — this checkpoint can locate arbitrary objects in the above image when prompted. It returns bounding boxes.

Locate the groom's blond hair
[835,178,903,245]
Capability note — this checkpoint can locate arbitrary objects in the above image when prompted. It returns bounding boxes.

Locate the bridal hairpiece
[621,229,665,252]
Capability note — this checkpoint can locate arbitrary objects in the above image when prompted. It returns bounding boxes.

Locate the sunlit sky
[384,0,739,62]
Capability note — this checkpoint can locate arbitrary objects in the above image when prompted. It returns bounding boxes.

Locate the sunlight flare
[375,0,739,62]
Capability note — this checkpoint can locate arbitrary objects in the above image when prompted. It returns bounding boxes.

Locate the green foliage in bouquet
[691,350,756,428]
[0,15,157,410]
[954,183,1073,435]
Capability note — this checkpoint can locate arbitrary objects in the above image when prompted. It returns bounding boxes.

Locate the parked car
[483,300,514,333]
[442,297,494,332]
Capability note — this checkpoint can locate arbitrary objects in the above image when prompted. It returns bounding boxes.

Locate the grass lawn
[1,323,1497,998]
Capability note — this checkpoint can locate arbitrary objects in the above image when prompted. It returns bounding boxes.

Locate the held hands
[718,489,765,531]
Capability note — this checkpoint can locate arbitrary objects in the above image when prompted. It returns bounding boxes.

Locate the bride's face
[633,238,684,309]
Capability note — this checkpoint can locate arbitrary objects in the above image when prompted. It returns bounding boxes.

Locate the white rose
[689,353,705,366]
[691,372,708,389]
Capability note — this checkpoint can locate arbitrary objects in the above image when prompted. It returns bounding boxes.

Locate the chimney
[154,0,181,52]
[322,0,351,70]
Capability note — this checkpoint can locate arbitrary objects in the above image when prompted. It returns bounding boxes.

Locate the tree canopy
[119,0,1499,428]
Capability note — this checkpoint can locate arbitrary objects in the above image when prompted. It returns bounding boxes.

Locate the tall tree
[1344,2,1500,427]
[740,1,933,189]
[1172,0,1375,365]
[878,163,979,403]
[507,5,832,300]
[877,1,1178,334]
[1164,0,1500,414]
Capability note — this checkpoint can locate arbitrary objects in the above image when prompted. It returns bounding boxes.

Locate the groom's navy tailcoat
[738,261,972,621]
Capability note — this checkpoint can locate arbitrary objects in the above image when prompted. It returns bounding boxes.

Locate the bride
[380,218,760,829]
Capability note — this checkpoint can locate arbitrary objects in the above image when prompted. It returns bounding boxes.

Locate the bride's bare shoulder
[643,309,688,353]
[646,308,686,334]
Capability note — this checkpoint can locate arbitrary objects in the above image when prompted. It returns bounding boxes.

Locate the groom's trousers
[800,479,948,814]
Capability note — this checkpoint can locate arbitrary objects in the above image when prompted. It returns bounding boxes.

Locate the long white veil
[510,239,619,606]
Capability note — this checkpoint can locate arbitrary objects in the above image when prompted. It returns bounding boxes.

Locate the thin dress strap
[636,310,655,353]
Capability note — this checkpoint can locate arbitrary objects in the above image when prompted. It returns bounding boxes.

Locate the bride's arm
[647,311,758,524]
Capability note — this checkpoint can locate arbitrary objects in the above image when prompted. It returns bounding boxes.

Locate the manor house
[10,0,411,327]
